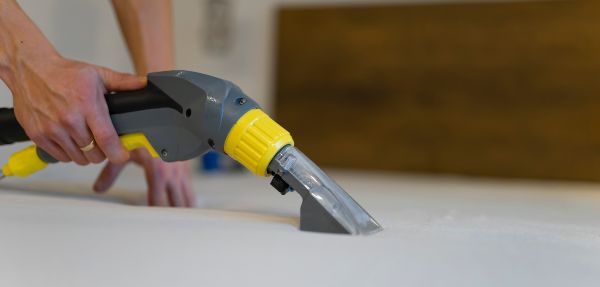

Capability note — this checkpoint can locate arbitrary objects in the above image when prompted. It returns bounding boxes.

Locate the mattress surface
[1,167,599,287]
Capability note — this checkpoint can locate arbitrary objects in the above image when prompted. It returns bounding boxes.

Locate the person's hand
[9,55,146,165]
[93,149,196,207]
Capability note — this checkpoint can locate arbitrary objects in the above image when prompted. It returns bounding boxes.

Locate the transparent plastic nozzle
[268,146,382,235]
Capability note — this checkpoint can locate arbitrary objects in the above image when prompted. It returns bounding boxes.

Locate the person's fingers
[47,126,89,165]
[182,180,196,208]
[86,91,129,164]
[144,161,166,206]
[95,66,147,91]
[26,123,71,163]
[81,144,105,164]
[166,182,185,207]
[129,148,151,165]
[34,137,70,162]
[134,152,169,207]
[66,115,106,164]
[93,162,127,193]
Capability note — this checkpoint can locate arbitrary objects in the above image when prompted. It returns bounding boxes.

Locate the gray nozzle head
[268,145,382,235]
[298,191,355,234]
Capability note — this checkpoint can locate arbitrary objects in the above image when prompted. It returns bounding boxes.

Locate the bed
[1,165,599,286]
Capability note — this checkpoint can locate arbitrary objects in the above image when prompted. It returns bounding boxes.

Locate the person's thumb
[95,66,147,91]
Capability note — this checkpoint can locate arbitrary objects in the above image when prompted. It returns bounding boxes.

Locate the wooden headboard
[274,0,600,181]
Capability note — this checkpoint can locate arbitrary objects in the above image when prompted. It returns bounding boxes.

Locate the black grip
[105,84,182,115]
[0,108,28,145]
[0,83,181,146]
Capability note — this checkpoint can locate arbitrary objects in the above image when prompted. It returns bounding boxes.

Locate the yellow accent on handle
[120,132,159,158]
[224,109,294,176]
[2,145,48,177]
[1,132,158,178]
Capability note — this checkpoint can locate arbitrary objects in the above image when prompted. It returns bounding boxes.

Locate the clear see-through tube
[274,146,382,235]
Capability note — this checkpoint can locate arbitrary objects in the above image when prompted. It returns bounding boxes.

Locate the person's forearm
[111,0,174,75]
[0,0,60,87]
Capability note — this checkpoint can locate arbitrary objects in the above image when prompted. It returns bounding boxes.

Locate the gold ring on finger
[79,140,95,152]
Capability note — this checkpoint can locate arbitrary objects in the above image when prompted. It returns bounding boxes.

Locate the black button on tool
[270,174,291,195]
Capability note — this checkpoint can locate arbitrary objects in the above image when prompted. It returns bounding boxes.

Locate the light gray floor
[1,167,599,287]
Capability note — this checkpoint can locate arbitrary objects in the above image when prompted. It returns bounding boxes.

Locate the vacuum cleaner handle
[0,108,28,145]
[0,86,181,147]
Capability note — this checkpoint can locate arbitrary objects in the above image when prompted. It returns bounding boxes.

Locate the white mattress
[1,167,600,287]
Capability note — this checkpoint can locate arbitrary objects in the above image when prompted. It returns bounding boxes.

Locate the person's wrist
[0,0,25,81]
[0,39,15,91]
[0,0,63,90]
[0,22,12,83]
[2,41,63,102]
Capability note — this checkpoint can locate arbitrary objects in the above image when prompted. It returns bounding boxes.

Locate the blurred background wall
[1,0,444,109]
[0,0,465,178]
[272,0,600,181]
[3,0,600,182]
